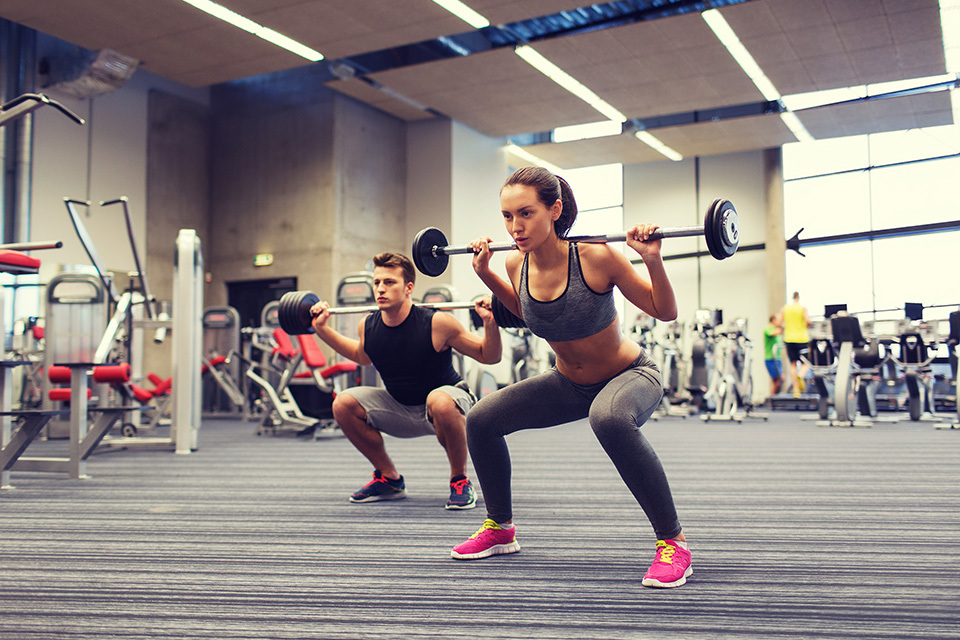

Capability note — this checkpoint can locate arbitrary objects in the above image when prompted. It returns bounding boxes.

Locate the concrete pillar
[764,147,785,316]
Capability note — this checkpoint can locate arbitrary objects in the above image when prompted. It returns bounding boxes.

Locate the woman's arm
[470,238,523,318]
[589,223,677,321]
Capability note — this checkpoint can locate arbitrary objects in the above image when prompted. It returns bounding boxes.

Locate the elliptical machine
[889,318,941,422]
[939,311,959,430]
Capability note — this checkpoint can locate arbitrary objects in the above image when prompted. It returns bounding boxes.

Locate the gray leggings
[466,351,682,540]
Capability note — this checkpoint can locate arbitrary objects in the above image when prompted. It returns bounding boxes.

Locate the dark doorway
[227,277,297,328]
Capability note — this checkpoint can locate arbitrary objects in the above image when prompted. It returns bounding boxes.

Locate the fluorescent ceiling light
[634,131,683,161]
[181,0,323,61]
[515,45,627,122]
[431,0,490,29]
[702,9,778,102]
[779,112,814,143]
[703,8,814,143]
[506,144,564,173]
[553,120,623,143]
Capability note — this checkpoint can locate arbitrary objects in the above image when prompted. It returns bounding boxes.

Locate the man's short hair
[373,252,416,286]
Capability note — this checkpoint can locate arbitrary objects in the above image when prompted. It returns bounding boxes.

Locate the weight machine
[702,318,766,423]
[685,309,720,414]
[809,315,899,427]
[201,306,247,418]
[889,318,944,423]
[57,197,202,453]
[938,311,960,430]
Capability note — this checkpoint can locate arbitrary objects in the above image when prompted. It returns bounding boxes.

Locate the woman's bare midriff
[550,319,641,385]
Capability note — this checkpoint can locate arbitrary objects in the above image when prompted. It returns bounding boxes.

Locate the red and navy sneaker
[349,470,406,503]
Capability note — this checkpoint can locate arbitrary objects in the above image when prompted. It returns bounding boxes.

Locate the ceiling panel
[365,48,602,138]
[722,0,946,96]
[519,134,667,170]
[470,0,596,25]
[241,0,468,60]
[0,0,953,164]
[653,114,798,157]
[532,13,767,120]
[795,91,955,139]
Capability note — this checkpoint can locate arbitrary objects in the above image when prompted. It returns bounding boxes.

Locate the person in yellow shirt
[777,291,811,397]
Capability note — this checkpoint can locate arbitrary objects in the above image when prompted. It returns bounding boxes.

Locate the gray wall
[144,90,211,376]
[624,151,775,402]
[207,68,406,310]
[406,118,453,300]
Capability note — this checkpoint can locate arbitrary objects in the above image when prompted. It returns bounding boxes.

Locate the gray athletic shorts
[337,384,476,438]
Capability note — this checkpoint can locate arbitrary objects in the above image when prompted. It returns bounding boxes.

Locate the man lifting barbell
[448,166,699,589]
[306,252,502,510]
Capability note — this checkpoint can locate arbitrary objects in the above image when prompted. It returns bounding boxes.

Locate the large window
[782,124,960,323]
[564,163,623,236]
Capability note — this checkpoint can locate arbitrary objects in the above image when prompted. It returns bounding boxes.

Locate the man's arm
[310,310,373,366]
[434,300,502,365]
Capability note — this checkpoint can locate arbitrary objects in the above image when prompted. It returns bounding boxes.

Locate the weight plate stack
[412,227,450,277]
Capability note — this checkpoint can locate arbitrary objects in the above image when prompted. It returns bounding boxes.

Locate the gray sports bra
[518,242,618,342]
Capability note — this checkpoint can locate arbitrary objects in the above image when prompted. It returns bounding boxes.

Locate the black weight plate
[412,227,450,277]
[703,199,723,261]
[277,291,300,335]
[299,291,320,334]
[279,291,319,335]
[277,292,294,334]
[715,200,739,259]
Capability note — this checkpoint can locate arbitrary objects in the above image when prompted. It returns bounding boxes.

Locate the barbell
[412,198,740,277]
[276,290,527,335]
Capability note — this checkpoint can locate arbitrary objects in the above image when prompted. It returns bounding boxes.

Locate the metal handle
[434,225,705,257]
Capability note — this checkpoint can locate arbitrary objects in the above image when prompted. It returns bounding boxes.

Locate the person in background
[777,291,811,398]
[764,314,784,397]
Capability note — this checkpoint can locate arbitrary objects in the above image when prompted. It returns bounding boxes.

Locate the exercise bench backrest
[949,311,960,344]
[296,334,328,369]
[272,328,299,360]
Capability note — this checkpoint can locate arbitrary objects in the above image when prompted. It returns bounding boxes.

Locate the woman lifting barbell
[449,166,693,589]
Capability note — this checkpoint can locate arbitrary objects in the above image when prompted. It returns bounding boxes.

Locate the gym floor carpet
[2,412,958,639]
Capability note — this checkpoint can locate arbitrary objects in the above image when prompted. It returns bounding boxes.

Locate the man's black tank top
[363,304,462,405]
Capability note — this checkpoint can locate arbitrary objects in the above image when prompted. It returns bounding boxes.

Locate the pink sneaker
[642,539,692,588]
[451,519,521,560]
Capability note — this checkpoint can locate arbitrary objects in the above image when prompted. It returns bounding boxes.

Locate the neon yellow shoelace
[656,539,676,564]
[470,518,502,539]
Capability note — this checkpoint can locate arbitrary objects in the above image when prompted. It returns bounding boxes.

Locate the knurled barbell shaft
[323,300,480,315]
[278,289,526,334]
[433,225,706,258]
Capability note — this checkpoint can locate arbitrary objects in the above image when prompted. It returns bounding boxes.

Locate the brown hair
[502,166,578,238]
[372,252,416,286]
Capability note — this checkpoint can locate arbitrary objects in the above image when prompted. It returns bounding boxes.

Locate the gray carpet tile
[2,412,958,639]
